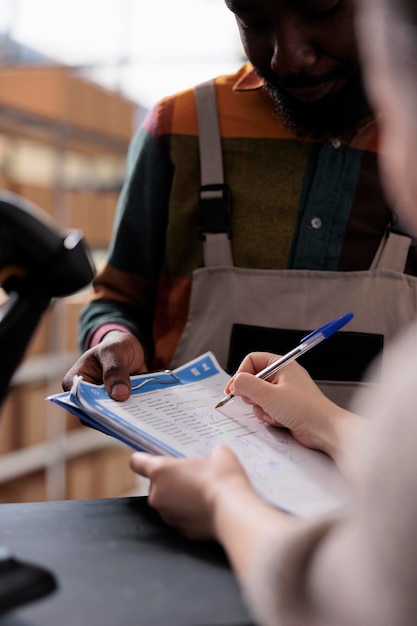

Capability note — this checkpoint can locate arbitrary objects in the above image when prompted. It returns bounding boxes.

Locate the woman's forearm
[319,407,367,483]
[211,478,295,583]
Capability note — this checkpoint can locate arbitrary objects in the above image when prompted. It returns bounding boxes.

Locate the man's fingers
[107,379,131,401]
[101,364,132,400]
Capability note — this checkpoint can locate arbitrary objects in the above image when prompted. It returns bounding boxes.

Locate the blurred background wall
[0,0,242,503]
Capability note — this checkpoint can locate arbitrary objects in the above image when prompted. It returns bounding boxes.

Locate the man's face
[226,0,372,139]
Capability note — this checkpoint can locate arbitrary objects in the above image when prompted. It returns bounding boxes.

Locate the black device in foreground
[0,191,96,612]
[0,190,95,405]
[0,547,58,615]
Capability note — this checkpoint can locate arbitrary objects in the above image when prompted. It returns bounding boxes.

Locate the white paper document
[48,352,351,518]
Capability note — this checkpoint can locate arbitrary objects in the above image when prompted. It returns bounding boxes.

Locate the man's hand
[62,331,148,401]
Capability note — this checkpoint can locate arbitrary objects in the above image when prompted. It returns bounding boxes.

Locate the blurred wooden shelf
[0,65,140,503]
[0,427,122,484]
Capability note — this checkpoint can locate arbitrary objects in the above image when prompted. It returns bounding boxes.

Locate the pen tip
[215,396,232,409]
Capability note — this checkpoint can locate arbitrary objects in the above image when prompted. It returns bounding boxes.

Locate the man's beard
[258,68,373,141]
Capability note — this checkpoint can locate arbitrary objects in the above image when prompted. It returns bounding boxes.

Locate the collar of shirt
[232,63,264,92]
[232,63,379,150]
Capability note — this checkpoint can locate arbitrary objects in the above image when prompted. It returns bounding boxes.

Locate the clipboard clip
[130,370,180,391]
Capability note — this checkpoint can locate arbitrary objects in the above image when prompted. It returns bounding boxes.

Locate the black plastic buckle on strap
[198,183,232,241]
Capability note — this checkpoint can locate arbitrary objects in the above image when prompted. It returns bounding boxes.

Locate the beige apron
[171,81,417,409]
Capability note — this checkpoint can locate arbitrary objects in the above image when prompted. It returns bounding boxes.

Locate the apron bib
[171,232,417,408]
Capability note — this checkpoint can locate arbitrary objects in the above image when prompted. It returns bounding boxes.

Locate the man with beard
[63,0,417,402]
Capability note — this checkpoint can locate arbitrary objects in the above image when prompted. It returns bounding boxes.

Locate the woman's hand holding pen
[225,352,365,480]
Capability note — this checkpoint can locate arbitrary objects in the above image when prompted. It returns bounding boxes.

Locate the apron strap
[194,81,414,273]
[370,230,413,272]
[194,80,233,267]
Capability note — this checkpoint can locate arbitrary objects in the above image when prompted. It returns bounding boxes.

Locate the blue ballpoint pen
[215,312,354,409]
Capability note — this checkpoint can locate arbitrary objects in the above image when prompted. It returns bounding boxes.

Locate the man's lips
[283,78,343,103]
